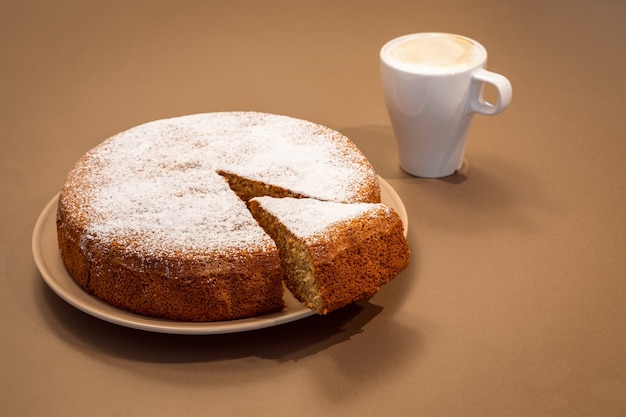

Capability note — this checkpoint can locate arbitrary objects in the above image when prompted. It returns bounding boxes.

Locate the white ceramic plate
[32,176,408,334]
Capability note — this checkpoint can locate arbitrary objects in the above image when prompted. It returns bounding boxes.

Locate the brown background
[2,1,625,416]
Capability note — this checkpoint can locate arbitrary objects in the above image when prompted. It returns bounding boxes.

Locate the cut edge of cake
[217,169,382,204]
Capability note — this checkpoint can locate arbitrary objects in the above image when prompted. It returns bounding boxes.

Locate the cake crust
[308,211,409,313]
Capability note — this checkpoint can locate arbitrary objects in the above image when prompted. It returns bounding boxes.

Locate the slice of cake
[248,196,410,314]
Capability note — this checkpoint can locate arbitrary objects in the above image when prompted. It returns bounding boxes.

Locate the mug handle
[469,69,512,115]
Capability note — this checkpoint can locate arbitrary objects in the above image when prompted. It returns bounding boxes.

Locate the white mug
[380,33,512,178]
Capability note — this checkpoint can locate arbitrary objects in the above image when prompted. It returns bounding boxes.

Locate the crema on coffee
[381,33,485,74]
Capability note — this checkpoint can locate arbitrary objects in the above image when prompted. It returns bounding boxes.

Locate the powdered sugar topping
[60,112,378,258]
[252,196,389,239]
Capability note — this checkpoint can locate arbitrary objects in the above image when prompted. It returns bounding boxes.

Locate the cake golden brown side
[56,178,286,322]
[248,196,410,314]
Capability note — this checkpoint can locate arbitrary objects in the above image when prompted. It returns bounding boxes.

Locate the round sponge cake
[56,112,382,321]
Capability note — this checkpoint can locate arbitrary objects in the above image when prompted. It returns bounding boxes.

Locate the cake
[248,197,410,314]
[56,112,395,322]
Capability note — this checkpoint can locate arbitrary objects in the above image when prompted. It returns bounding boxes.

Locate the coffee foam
[382,33,485,74]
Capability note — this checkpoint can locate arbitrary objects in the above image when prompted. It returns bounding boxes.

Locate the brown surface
[2,1,625,416]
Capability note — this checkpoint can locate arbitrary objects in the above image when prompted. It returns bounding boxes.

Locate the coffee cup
[380,33,512,178]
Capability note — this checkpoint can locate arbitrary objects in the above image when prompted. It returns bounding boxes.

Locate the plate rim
[32,175,407,335]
